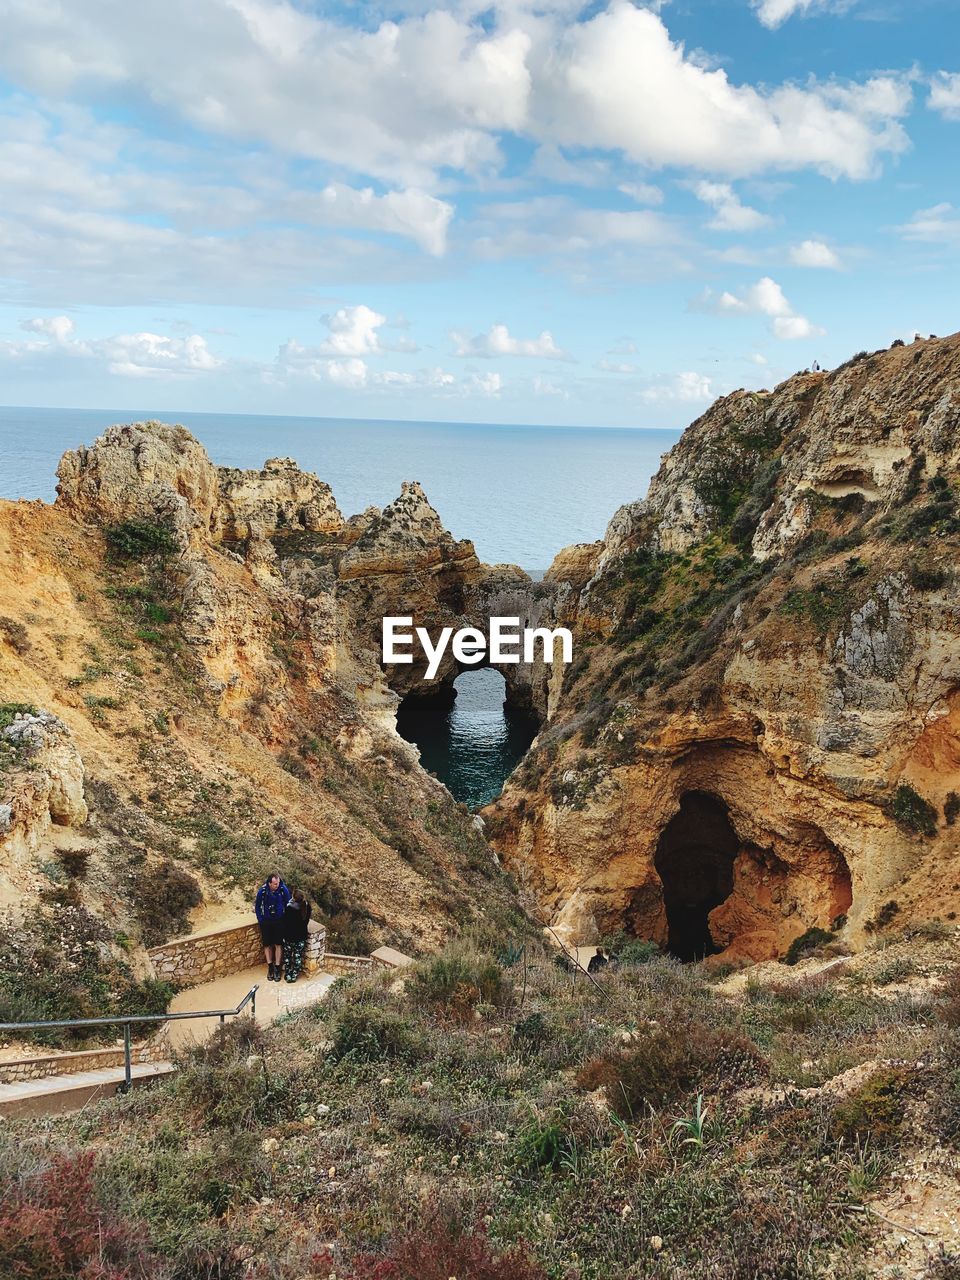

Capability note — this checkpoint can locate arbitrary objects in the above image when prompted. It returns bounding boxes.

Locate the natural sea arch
[395,667,538,810]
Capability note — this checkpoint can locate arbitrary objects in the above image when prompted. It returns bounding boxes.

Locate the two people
[254,873,312,983]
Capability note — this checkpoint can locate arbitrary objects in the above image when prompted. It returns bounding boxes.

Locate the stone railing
[149,920,326,986]
[0,1037,167,1085]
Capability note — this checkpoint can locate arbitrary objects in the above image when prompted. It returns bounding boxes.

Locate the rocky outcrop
[56,421,221,547]
[0,711,87,873]
[218,457,344,543]
[487,333,960,963]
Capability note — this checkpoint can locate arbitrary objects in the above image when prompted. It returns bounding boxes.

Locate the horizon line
[0,403,684,435]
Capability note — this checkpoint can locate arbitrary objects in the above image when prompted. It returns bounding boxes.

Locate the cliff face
[485,334,960,962]
[0,425,525,959]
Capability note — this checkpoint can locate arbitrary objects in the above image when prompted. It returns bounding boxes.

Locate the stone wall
[149,920,327,985]
[323,952,377,975]
[0,1037,167,1084]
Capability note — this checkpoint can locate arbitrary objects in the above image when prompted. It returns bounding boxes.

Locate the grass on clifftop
[3,930,960,1278]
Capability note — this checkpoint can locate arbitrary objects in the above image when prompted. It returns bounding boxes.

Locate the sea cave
[654,791,739,962]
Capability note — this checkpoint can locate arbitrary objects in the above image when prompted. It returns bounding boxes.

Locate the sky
[0,0,957,428]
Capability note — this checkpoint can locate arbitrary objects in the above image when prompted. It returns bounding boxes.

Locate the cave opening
[654,791,739,962]
[396,668,538,810]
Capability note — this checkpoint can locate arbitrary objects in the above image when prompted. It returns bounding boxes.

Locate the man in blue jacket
[255,872,291,981]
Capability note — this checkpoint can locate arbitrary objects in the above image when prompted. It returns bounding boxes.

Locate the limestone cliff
[1,425,526,962]
[485,334,960,963]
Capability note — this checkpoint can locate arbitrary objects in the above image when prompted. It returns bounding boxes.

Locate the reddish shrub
[322,1214,547,1280]
[0,1151,157,1280]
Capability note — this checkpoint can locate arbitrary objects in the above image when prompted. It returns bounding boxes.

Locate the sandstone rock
[56,421,220,547]
[487,332,960,961]
[0,712,88,894]
[218,457,344,543]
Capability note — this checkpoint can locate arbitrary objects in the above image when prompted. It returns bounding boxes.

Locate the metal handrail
[0,985,258,1093]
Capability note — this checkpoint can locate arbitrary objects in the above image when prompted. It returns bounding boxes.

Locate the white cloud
[317,305,387,356]
[789,238,842,268]
[530,144,613,187]
[0,1,911,187]
[325,358,369,388]
[312,184,454,256]
[751,0,847,28]
[771,314,820,340]
[465,371,503,396]
[3,314,223,376]
[104,332,222,377]
[528,6,909,180]
[595,358,638,373]
[929,73,960,121]
[533,375,568,397]
[691,181,772,232]
[21,315,77,344]
[470,197,679,261]
[697,275,825,340]
[619,181,664,205]
[640,371,713,403]
[452,322,573,360]
[898,203,960,244]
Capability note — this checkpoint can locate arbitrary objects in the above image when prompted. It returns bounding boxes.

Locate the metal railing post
[0,984,264,1075]
[122,1022,132,1093]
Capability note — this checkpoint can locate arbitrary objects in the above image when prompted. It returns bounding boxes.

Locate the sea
[0,404,679,806]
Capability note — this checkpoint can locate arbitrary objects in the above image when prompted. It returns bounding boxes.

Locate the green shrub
[330,1003,424,1063]
[931,1049,960,1147]
[0,701,37,731]
[513,1108,578,1174]
[829,1067,910,1148]
[576,1012,762,1117]
[887,784,938,836]
[600,930,660,966]
[945,793,960,827]
[865,900,901,933]
[104,519,178,560]
[131,859,202,946]
[408,951,511,1019]
[0,907,175,1047]
[783,927,835,966]
[174,1019,274,1129]
[938,968,960,1028]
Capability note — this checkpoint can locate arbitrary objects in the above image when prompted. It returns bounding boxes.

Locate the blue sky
[0,0,957,427]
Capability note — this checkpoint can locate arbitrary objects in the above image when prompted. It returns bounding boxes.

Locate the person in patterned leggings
[281,889,312,982]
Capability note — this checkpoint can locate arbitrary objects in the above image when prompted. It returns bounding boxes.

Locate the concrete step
[0,1060,175,1119]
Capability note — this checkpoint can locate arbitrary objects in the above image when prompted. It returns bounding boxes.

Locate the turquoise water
[0,405,677,571]
[0,404,677,802]
[396,669,537,810]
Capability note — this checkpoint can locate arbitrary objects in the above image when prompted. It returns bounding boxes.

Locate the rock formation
[1,427,525,957]
[7,334,960,971]
[485,334,960,963]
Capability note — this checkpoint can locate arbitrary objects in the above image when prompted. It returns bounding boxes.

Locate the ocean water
[0,405,678,571]
[397,668,538,810]
[0,404,679,805]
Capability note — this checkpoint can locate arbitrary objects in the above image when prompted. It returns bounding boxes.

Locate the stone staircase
[0,1061,175,1119]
